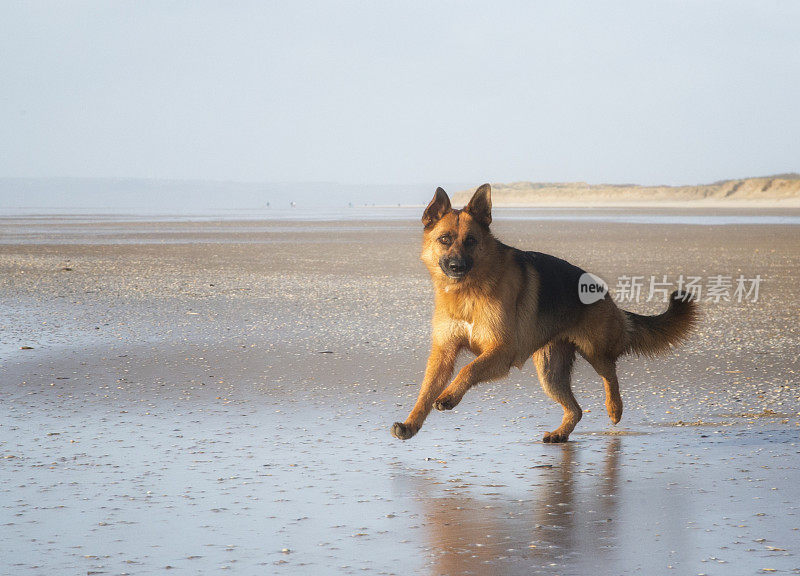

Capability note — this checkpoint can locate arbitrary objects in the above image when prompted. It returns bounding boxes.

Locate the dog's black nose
[448,260,467,273]
[439,256,472,278]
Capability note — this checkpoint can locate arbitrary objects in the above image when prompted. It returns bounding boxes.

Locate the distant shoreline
[453,174,800,207]
[4,198,800,219]
[480,198,800,208]
[3,175,800,213]
[2,206,800,233]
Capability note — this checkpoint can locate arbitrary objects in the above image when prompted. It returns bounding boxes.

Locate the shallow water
[2,346,798,575]
[2,208,800,250]
[2,205,800,228]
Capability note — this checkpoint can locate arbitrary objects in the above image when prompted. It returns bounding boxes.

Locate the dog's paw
[606,400,623,425]
[433,394,459,411]
[391,422,416,440]
[543,430,570,443]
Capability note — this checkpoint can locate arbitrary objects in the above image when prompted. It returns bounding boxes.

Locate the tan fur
[391,185,698,443]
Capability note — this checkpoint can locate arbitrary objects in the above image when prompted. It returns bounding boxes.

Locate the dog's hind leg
[584,355,623,425]
[533,340,581,443]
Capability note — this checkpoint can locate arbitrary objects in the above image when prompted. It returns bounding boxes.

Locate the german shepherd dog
[391,184,697,442]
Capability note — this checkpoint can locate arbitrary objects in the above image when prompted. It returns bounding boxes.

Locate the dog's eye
[464,235,477,246]
[438,235,452,245]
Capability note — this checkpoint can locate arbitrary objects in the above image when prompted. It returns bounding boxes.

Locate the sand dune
[453,173,800,206]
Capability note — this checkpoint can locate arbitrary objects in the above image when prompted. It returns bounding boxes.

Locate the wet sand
[1,213,799,575]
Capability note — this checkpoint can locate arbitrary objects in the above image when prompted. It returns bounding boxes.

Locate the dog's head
[420,184,493,283]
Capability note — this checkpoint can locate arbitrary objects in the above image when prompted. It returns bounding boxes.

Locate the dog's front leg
[433,347,512,411]
[391,342,459,440]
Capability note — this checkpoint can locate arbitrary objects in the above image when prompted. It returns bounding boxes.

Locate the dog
[391,184,697,442]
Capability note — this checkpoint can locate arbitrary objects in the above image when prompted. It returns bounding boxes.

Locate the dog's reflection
[398,438,622,575]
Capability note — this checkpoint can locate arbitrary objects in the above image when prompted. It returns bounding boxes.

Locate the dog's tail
[622,290,698,357]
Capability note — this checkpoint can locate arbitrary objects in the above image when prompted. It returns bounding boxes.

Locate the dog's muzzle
[439,256,473,279]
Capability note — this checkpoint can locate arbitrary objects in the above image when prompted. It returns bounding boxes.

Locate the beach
[1,210,799,575]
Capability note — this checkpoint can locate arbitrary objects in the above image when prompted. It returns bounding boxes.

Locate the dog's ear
[422,187,451,228]
[465,183,492,227]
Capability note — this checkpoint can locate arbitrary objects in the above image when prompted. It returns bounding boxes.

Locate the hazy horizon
[0,177,444,211]
[2,172,799,215]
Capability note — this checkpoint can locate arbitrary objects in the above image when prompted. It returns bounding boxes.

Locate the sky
[1,1,799,188]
